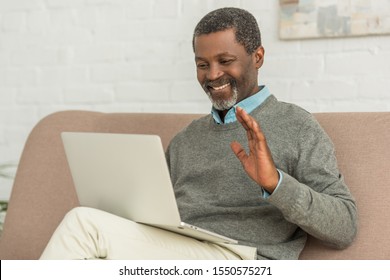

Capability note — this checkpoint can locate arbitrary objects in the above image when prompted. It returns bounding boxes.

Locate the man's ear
[254,46,265,69]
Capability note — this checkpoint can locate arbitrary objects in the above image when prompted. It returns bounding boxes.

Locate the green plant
[0,163,17,180]
[0,201,7,211]
[0,162,17,234]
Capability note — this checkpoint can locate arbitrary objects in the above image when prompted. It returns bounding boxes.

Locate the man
[40,7,357,260]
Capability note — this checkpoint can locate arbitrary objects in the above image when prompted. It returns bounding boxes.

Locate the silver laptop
[61,132,237,244]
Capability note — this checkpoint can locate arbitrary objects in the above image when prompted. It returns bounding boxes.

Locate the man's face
[194,28,264,111]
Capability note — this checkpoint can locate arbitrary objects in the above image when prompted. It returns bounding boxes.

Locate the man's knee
[62,206,97,226]
[65,206,89,217]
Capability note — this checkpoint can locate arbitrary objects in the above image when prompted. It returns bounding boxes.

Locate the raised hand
[230,107,279,193]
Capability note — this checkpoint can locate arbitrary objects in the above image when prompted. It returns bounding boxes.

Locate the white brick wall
[0,0,390,199]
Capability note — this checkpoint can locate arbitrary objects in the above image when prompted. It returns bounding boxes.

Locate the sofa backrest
[300,112,390,259]
[0,111,389,259]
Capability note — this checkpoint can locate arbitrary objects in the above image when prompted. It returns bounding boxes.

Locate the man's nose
[206,64,223,81]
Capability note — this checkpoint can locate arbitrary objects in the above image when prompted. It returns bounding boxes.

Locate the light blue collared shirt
[210,85,282,198]
[211,85,271,124]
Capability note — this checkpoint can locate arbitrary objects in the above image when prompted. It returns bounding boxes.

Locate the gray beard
[206,85,239,111]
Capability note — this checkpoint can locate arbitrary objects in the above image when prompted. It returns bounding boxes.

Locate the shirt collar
[211,85,270,124]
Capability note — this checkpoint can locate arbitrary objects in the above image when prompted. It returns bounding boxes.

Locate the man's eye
[220,59,233,65]
[197,63,208,69]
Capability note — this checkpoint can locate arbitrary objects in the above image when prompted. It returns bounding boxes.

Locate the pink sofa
[0,110,389,259]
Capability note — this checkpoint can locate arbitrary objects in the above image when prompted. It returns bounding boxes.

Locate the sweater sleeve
[267,117,358,249]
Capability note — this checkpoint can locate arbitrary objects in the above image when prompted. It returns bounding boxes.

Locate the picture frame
[279,0,390,39]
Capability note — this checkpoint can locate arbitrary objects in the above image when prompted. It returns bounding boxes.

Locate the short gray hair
[192,7,262,54]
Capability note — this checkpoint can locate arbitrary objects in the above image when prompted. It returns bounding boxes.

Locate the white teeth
[212,83,230,91]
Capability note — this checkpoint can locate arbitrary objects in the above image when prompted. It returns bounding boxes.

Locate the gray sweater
[166,95,357,259]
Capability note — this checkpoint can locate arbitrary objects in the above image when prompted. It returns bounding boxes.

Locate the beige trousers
[40,207,257,260]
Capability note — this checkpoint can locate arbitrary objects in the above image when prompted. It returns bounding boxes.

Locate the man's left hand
[230,107,279,193]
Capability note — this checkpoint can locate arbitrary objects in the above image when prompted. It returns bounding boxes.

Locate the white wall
[1,0,390,199]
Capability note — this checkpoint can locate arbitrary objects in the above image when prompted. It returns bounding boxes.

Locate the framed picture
[279,0,390,39]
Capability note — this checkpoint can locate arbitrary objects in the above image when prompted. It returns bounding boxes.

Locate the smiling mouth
[209,82,230,91]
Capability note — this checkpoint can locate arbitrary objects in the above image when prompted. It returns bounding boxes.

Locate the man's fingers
[251,118,266,142]
[236,107,256,142]
[236,107,251,131]
[236,107,266,143]
[230,141,248,163]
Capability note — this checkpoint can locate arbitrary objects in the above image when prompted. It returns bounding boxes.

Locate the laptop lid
[61,132,182,227]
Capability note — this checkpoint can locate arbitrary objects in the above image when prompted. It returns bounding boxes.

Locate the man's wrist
[262,169,283,198]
